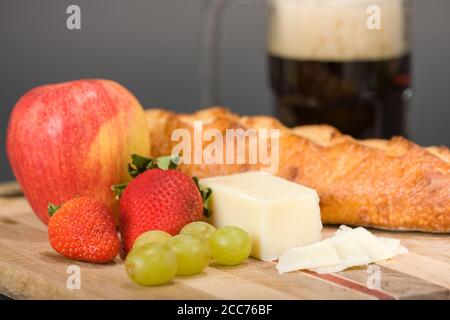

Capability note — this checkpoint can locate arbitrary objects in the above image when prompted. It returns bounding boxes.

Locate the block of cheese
[200,171,322,261]
[276,226,408,274]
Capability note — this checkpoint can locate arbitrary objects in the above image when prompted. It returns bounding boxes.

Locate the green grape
[167,234,210,276]
[209,226,251,266]
[125,243,177,286]
[132,230,172,250]
[180,221,217,240]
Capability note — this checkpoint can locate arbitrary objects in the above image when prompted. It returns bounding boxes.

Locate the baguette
[145,107,450,233]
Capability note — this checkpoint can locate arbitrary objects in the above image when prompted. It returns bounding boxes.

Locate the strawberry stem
[47,203,60,217]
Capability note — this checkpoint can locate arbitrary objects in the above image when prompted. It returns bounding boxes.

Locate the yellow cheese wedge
[200,171,322,261]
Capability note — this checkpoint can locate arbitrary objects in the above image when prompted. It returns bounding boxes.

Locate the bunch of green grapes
[180,222,252,266]
[125,222,251,286]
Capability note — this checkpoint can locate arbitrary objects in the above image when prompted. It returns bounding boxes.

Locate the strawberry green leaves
[111,183,128,200]
[192,176,213,218]
[128,154,152,177]
[128,154,179,177]
[47,203,61,217]
[156,155,180,171]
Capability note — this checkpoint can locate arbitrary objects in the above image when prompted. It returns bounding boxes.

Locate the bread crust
[145,107,450,233]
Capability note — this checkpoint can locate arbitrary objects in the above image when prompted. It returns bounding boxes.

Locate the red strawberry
[48,196,120,263]
[116,155,210,255]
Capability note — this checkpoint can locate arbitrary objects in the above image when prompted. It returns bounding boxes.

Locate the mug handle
[200,0,264,107]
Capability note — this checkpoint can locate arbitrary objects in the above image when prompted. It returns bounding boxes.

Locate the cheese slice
[338,227,396,262]
[276,239,340,274]
[200,171,322,261]
[338,227,408,256]
[333,236,370,267]
[377,237,400,251]
[276,226,408,274]
[310,233,371,274]
[378,237,409,255]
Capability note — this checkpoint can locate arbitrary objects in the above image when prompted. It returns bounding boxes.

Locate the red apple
[6,79,150,224]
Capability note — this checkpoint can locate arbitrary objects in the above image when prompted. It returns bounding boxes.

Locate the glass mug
[201,0,412,139]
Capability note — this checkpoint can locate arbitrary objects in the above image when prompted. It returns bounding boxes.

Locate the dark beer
[268,0,411,139]
[270,55,411,138]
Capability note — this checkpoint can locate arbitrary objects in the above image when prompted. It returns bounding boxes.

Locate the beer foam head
[268,0,408,61]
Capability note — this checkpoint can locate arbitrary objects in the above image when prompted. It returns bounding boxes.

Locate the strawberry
[47,196,120,263]
[114,155,211,255]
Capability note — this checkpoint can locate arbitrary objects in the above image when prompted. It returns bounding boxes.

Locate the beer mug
[202,0,412,138]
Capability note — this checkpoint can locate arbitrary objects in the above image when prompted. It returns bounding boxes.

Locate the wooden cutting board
[0,188,449,300]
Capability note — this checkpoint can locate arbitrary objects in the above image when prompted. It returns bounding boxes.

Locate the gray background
[0,0,449,182]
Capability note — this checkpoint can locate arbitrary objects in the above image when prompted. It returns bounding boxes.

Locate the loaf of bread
[145,107,450,233]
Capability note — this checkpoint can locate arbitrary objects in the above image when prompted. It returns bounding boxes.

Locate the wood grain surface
[0,187,449,300]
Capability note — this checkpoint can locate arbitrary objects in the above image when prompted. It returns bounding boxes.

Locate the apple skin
[6,79,150,224]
